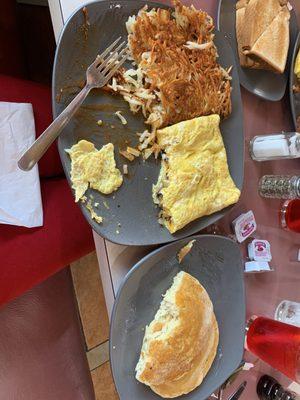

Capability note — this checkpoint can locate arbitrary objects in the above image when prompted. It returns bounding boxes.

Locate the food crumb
[177,240,196,263]
[116,229,120,234]
[110,124,115,129]
[86,200,102,224]
[117,223,121,227]
[97,119,103,126]
[115,110,127,125]
[123,164,128,174]
[94,202,99,208]
[113,195,115,200]
[103,201,110,209]
[144,177,148,181]
[127,146,140,157]
[90,194,94,199]
[119,149,134,162]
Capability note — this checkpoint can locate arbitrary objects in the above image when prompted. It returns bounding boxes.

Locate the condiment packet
[232,211,257,243]
[244,261,272,273]
[248,239,272,262]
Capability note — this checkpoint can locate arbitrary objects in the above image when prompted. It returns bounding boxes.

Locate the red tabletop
[172,0,300,397]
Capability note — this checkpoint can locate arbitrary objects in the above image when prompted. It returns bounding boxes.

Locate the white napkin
[0,102,43,228]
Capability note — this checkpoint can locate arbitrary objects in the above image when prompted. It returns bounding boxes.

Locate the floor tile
[71,251,109,349]
[87,340,109,370]
[91,362,119,400]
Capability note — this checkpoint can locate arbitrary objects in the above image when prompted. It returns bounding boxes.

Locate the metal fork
[18,37,127,171]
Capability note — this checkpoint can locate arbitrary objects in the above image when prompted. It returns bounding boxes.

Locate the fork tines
[93,37,128,81]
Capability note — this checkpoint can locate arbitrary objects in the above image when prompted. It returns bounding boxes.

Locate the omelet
[65,140,123,202]
[295,48,300,79]
[153,115,240,234]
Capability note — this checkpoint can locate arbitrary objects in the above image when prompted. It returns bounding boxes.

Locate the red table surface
[158,0,300,397]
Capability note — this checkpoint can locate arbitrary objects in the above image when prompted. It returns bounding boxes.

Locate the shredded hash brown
[107,0,232,156]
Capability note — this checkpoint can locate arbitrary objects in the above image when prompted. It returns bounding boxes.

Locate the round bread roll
[135,271,219,398]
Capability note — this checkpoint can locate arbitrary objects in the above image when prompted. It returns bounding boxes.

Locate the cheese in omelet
[295,48,300,79]
[66,140,123,202]
[153,115,240,234]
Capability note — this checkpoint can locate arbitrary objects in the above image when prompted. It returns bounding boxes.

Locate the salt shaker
[258,175,300,199]
[250,133,300,161]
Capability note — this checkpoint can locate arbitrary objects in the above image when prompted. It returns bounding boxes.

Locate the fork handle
[18,84,92,171]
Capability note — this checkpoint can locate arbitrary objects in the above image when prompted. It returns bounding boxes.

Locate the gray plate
[217,0,298,102]
[110,235,245,400]
[290,31,300,129]
[52,0,244,246]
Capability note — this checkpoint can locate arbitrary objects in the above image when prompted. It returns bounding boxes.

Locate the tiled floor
[71,251,118,399]
[91,362,119,400]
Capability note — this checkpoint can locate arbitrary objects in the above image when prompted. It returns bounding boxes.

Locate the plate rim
[109,233,246,400]
[289,30,300,130]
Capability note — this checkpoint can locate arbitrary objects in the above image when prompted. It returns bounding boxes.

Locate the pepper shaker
[258,175,300,199]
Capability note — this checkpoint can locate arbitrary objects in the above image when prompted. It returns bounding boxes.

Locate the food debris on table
[177,240,196,263]
[103,201,110,210]
[97,119,103,126]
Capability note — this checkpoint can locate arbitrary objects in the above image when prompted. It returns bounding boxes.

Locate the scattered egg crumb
[94,202,99,208]
[110,124,115,129]
[103,201,110,209]
[90,194,94,199]
[97,119,103,126]
[116,229,120,234]
[144,177,148,181]
[86,200,103,224]
[113,195,115,200]
[123,164,128,174]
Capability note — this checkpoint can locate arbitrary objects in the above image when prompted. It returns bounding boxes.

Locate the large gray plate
[52,0,244,246]
[110,235,245,400]
[217,0,298,101]
[290,31,300,129]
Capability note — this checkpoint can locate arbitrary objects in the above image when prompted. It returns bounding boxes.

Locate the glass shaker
[250,132,300,161]
[259,176,300,199]
[281,199,300,232]
[275,300,300,327]
[257,375,300,400]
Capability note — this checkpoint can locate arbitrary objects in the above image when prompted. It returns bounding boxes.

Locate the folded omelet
[153,115,240,233]
[66,140,123,202]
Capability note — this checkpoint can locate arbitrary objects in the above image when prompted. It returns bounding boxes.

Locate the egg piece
[66,140,123,202]
[153,115,241,234]
[295,48,300,79]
